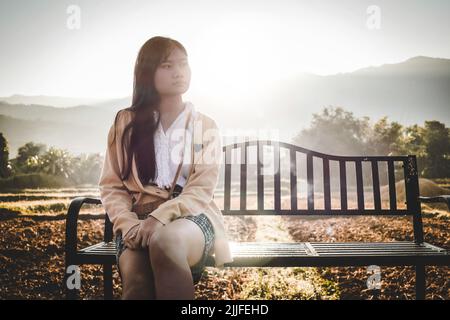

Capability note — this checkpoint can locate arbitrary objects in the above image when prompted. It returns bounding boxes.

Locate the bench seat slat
[75,241,449,268]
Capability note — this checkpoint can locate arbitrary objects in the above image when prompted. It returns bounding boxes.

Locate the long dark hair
[110,36,188,185]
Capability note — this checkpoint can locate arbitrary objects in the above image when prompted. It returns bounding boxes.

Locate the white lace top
[152,101,195,189]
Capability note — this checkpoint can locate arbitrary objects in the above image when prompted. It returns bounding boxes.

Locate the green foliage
[367,117,405,156]
[0,173,72,189]
[0,140,103,188]
[421,121,450,178]
[0,132,11,178]
[70,153,103,185]
[29,202,68,213]
[12,142,48,174]
[39,147,74,177]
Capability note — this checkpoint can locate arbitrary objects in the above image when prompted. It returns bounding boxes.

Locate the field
[0,184,449,300]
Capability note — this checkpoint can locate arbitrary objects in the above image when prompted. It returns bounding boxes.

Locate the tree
[292,106,371,156]
[403,124,427,175]
[16,142,47,164]
[71,153,103,184]
[366,117,404,156]
[13,142,48,174]
[39,147,74,178]
[422,121,450,178]
[292,107,450,182]
[0,132,11,178]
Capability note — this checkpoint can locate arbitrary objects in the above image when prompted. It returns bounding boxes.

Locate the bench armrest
[419,195,450,210]
[65,197,102,258]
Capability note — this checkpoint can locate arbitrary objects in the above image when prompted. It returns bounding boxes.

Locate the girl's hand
[134,216,164,249]
[123,223,141,250]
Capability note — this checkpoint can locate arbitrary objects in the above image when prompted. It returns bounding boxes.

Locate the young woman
[98,36,233,300]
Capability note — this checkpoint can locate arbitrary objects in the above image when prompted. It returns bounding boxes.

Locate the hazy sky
[1,0,449,99]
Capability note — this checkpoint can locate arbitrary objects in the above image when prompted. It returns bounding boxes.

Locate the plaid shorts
[115,186,215,285]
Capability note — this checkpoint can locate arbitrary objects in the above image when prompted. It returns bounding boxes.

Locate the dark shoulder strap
[166,109,193,198]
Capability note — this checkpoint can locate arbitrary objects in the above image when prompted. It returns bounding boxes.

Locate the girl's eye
[160,62,187,69]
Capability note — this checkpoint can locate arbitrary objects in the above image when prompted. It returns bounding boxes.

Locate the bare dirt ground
[0,186,448,300]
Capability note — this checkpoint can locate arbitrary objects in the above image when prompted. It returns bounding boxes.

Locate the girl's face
[154,47,191,97]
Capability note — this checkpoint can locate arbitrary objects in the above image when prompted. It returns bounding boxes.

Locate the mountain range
[0,56,448,158]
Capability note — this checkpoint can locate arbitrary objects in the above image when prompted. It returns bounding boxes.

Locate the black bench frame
[64,140,450,300]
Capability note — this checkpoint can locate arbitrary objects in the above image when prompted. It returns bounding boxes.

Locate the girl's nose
[172,63,186,76]
[173,69,183,77]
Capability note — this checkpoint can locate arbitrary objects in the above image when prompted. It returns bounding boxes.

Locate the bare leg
[149,218,206,300]
[118,247,156,300]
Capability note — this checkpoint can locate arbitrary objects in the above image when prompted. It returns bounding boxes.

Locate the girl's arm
[98,117,141,238]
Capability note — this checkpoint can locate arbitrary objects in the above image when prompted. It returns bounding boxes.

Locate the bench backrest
[103,139,424,244]
[218,139,424,242]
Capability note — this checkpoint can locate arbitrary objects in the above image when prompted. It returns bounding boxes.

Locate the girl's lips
[173,82,186,85]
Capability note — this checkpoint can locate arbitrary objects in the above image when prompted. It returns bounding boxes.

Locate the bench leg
[65,285,80,300]
[103,263,113,300]
[64,275,80,300]
[415,264,425,300]
[64,261,80,300]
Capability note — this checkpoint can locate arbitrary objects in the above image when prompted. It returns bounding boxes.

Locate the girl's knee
[149,231,187,265]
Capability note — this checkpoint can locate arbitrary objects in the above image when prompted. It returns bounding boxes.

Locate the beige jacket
[98,107,233,268]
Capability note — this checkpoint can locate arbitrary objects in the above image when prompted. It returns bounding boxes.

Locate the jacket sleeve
[98,116,140,238]
[149,119,222,225]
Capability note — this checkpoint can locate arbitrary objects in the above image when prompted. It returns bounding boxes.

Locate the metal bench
[64,140,450,299]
